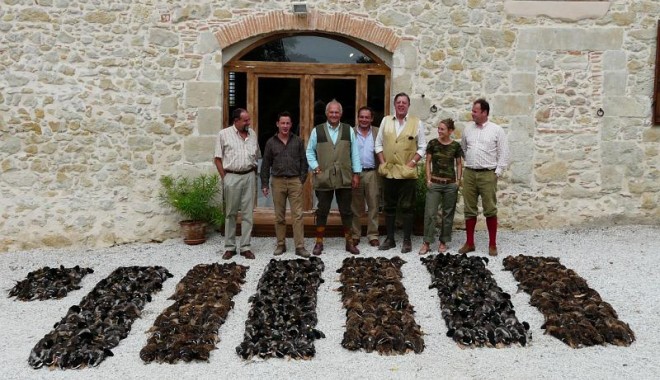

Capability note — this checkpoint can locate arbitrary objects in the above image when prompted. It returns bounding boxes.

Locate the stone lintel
[504,1,610,21]
[518,27,623,51]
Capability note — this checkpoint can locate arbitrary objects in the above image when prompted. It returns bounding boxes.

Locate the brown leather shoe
[378,239,396,250]
[345,242,360,255]
[401,239,412,253]
[273,245,286,256]
[488,246,498,256]
[369,239,380,247]
[458,244,476,254]
[222,250,236,260]
[240,250,255,259]
[295,247,310,258]
[312,243,323,256]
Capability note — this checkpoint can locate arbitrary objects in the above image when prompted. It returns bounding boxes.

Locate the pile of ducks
[29,266,172,369]
[422,253,531,348]
[337,256,424,354]
[9,265,94,301]
[236,257,325,360]
[140,263,248,363]
[503,254,635,347]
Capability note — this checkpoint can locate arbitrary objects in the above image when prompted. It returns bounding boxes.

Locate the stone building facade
[0,0,658,252]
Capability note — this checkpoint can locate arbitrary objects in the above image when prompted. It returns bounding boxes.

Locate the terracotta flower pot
[179,220,208,245]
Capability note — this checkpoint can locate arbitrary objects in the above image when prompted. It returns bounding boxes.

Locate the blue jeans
[423,182,458,243]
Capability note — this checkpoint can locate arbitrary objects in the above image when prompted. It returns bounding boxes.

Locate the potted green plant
[159,174,224,245]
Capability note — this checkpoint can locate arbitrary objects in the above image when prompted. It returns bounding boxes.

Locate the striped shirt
[355,126,377,169]
[214,125,261,171]
[460,120,509,176]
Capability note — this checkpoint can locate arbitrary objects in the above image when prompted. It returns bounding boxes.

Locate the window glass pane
[367,75,386,126]
[241,36,374,64]
[228,71,247,125]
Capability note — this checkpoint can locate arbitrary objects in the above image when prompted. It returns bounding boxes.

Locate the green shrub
[159,174,224,226]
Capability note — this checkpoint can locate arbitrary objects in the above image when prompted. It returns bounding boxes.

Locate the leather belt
[430,176,456,185]
[467,167,495,172]
[225,167,256,175]
[362,168,376,172]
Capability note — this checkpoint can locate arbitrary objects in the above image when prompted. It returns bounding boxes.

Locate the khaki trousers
[462,168,498,219]
[351,170,380,240]
[223,172,255,252]
[271,176,305,249]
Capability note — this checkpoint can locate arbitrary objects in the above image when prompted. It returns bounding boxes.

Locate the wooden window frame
[654,20,660,125]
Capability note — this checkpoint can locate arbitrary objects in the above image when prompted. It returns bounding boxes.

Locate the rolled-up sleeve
[349,128,362,173]
[306,128,319,170]
[416,120,427,157]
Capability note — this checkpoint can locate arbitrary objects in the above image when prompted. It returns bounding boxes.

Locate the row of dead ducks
[9,265,94,301]
[28,266,172,369]
[503,254,635,348]
[338,256,424,355]
[422,253,531,348]
[236,257,326,360]
[140,263,248,363]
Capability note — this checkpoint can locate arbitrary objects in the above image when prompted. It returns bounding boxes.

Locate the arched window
[224,33,391,211]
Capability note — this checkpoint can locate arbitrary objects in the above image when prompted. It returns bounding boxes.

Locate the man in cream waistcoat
[375,93,427,253]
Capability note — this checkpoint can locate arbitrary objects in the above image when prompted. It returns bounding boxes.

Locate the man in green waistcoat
[375,92,427,253]
[306,100,362,256]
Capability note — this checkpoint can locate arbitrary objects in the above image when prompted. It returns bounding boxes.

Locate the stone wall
[1,0,658,252]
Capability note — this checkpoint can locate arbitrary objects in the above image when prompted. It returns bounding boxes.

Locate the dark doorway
[313,78,357,127]
[257,77,301,153]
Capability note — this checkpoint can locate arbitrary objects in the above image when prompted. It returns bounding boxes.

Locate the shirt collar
[232,125,251,135]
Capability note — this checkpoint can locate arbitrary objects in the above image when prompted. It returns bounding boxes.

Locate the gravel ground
[1,225,658,380]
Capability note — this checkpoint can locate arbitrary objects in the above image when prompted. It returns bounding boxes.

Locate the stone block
[602,96,647,117]
[172,4,210,23]
[514,50,536,72]
[492,95,534,116]
[83,11,116,24]
[603,71,627,95]
[183,136,216,163]
[18,8,51,22]
[643,127,660,142]
[149,28,179,47]
[509,161,532,185]
[602,50,627,70]
[601,165,623,191]
[198,31,220,54]
[127,136,154,151]
[601,141,644,176]
[1,136,21,154]
[394,41,418,69]
[160,96,178,114]
[518,28,623,51]
[198,108,222,135]
[510,141,533,163]
[185,82,220,108]
[511,72,535,93]
[479,29,515,49]
[535,161,567,183]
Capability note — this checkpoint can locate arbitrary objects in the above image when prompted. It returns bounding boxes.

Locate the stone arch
[214,10,401,53]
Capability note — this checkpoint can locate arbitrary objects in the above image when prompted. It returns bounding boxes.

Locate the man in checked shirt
[459,98,510,256]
